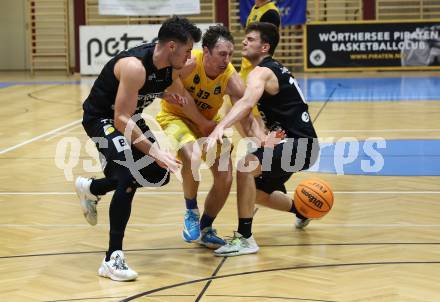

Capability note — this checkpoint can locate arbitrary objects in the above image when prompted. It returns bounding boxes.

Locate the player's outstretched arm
[208,67,269,146]
[226,72,264,141]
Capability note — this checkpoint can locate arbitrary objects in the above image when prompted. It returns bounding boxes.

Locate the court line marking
[0,81,81,85]
[122,261,440,301]
[0,191,439,195]
[318,128,440,133]
[2,243,440,260]
[0,119,82,155]
[44,296,125,302]
[207,294,333,302]
[195,257,227,302]
[44,295,196,302]
[44,123,84,142]
[1,223,440,228]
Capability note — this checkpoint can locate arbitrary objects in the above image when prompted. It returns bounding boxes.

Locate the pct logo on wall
[80,24,213,75]
[80,25,157,75]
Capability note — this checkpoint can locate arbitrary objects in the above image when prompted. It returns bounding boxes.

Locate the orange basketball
[293,178,334,219]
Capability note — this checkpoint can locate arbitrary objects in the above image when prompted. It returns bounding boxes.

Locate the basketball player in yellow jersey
[240,0,280,81]
[156,25,246,248]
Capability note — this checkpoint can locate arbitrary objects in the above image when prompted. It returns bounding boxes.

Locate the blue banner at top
[239,0,307,27]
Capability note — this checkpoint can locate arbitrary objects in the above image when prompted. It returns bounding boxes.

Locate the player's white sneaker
[295,216,311,229]
[98,250,138,281]
[75,176,99,226]
[214,231,259,257]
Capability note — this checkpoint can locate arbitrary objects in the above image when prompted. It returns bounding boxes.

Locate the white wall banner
[98,0,200,16]
[80,24,213,75]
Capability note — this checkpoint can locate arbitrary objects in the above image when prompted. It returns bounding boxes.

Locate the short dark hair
[158,16,202,44]
[202,24,234,51]
[246,22,279,55]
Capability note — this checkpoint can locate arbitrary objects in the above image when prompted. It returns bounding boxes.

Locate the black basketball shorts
[82,118,169,187]
[252,138,319,194]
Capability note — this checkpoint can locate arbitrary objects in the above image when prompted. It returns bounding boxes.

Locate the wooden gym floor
[0,71,439,302]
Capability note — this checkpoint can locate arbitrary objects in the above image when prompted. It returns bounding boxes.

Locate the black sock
[290,200,306,219]
[200,213,215,231]
[106,230,124,261]
[238,218,253,238]
[90,178,118,196]
[106,174,136,261]
[185,197,198,210]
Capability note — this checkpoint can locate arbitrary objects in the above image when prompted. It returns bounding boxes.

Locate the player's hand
[162,92,187,106]
[262,129,286,148]
[206,125,225,150]
[150,148,182,175]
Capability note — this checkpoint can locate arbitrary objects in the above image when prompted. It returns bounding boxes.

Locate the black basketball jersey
[257,56,317,139]
[83,43,173,123]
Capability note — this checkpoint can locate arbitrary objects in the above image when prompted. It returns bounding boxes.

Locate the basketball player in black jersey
[208,22,320,256]
[74,16,201,280]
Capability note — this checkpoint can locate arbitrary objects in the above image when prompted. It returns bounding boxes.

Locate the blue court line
[2,76,440,102]
[309,139,440,176]
[0,83,14,88]
[296,76,440,102]
[0,81,81,89]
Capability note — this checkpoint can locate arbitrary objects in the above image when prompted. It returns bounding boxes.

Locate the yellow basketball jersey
[161,49,235,120]
[240,2,280,81]
[246,2,279,28]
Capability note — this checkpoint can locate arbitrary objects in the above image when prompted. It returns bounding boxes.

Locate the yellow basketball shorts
[156,111,231,160]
